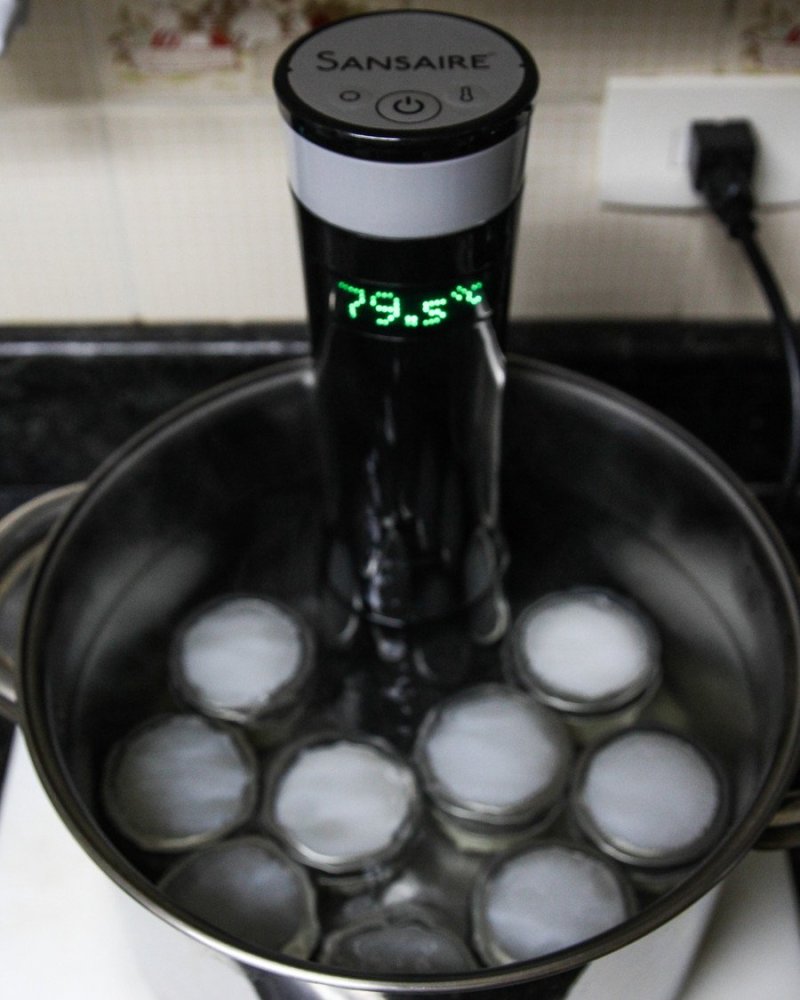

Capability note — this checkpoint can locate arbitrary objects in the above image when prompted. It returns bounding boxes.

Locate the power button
[376,91,441,125]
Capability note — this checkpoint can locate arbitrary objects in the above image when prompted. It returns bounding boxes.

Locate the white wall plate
[598,75,800,209]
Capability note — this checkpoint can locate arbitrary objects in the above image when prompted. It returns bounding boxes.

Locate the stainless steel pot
[1,356,799,999]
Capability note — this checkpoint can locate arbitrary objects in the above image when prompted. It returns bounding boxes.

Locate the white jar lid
[414,684,572,828]
[472,841,634,965]
[171,595,314,726]
[571,727,727,868]
[508,588,661,715]
[265,734,421,875]
[102,713,258,852]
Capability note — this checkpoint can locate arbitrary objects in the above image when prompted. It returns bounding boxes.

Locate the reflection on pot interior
[99,584,729,972]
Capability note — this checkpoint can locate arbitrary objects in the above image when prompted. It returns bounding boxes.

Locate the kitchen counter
[0,321,788,493]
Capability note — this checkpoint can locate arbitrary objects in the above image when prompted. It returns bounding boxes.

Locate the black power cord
[690,119,800,519]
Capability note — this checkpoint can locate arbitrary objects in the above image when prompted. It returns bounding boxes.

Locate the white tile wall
[518,103,694,318]
[0,107,132,321]
[0,0,797,325]
[418,0,732,102]
[103,105,302,321]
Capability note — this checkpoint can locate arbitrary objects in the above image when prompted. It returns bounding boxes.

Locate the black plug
[689,117,800,517]
[689,119,758,238]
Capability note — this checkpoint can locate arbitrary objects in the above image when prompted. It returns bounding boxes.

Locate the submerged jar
[170,594,315,745]
[320,903,478,975]
[102,713,258,853]
[570,727,728,892]
[414,684,572,852]
[471,840,636,966]
[159,835,319,960]
[262,732,422,893]
[505,588,662,743]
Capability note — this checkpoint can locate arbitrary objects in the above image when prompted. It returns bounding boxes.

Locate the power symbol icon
[376,91,441,124]
[393,95,425,115]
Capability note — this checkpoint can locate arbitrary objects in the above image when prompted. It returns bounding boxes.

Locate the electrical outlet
[598,75,800,209]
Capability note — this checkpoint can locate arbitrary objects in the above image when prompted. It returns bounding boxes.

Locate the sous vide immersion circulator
[274,10,538,722]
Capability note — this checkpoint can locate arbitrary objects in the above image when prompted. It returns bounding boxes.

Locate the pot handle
[0,651,18,724]
[757,786,800,850]
[0,484,84,724]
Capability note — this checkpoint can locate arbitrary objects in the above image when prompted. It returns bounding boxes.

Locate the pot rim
[16,354,800,993]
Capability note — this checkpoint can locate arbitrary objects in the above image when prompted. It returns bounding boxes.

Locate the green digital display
[334,279,486,331]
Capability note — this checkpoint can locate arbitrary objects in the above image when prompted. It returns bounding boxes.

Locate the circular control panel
[274,11,538,163]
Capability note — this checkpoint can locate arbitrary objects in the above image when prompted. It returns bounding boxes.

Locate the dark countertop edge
[0,319,786,358]
[0,320,789,490]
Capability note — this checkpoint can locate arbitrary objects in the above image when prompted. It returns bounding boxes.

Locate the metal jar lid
[413,684,573,845]
[506,588,662,716]
[471,840,636,966]
[159,835,319,960]
[262,732,422,879]
[170,594,315,735]
[570,727,728,869]
[102,713,258,852]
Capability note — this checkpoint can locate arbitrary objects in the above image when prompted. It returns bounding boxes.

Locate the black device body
[274,9,538,739]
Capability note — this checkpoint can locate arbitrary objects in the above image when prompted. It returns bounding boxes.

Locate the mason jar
[471,840,636,966]
[159,835,319,960]
[170,594,315,745]
[413,684,573,852]
[569,726,728,892]
[505,588,662,743]
[262,731,423,894]
[319,903,478,974]
[102,712,258,853]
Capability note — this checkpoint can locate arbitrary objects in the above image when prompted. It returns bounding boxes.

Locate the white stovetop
[1,733,799,1000]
